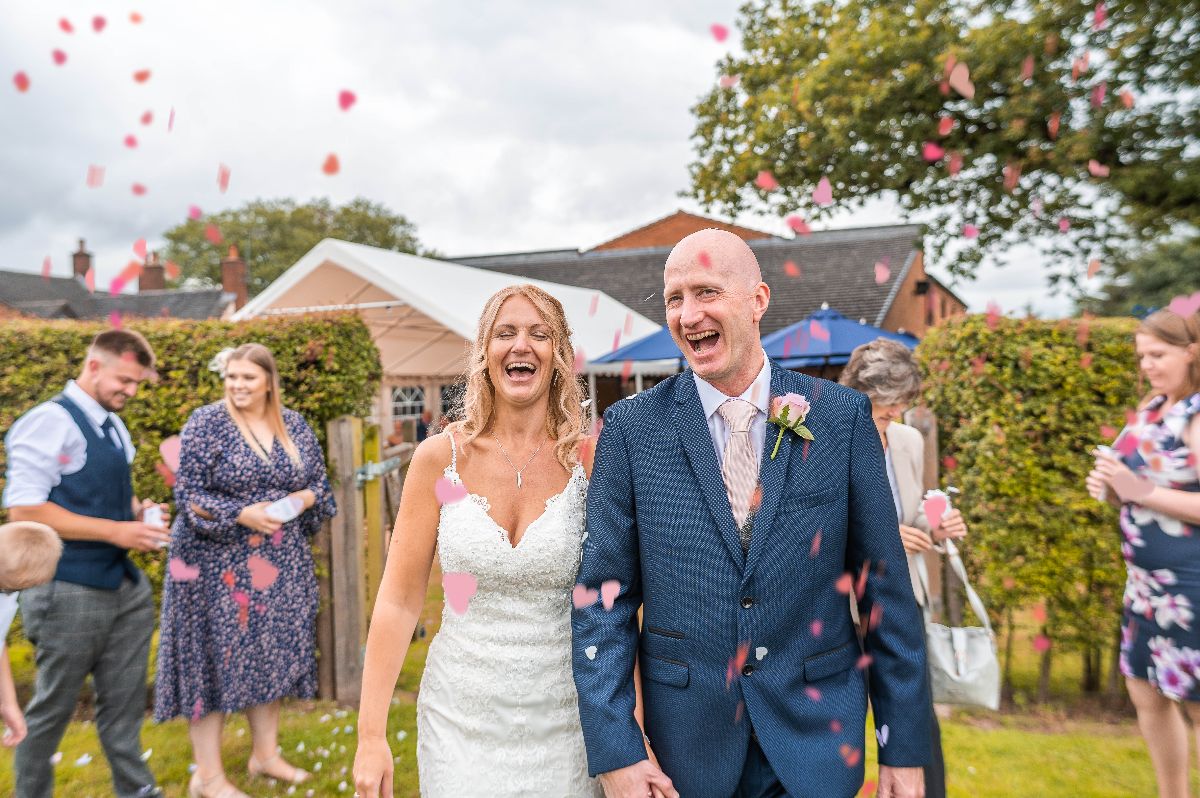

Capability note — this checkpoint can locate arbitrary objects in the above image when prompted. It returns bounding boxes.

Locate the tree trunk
[1037,630,1053,704]
[1082,644,1103,693]
[1106,622,1125,704]
[1002,605,1015,701]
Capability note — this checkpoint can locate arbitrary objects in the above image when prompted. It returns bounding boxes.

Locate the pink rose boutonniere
[768,393,814,459]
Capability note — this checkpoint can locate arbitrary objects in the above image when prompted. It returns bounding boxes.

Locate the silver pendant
[517,472,523,489]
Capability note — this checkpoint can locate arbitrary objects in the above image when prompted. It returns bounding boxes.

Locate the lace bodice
[414,435,601,797]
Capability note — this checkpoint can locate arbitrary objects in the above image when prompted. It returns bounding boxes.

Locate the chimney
[140,251,165,292]
[72,239,92,279]
[221,245,248,310]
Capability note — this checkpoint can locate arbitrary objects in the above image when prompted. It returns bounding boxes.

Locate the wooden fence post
[326,416,366,706]
[363,423,386,622]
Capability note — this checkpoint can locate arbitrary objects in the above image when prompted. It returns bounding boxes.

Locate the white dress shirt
[0,591,18,640]
[3,380,135,508]
[693,351,772,464]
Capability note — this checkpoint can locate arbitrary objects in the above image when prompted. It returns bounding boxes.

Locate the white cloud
[0,0,1070,315]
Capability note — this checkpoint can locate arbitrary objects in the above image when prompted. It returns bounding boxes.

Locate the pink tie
[718,399,760,544]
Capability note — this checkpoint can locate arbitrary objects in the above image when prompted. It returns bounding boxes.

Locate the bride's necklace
[491,432,545,489]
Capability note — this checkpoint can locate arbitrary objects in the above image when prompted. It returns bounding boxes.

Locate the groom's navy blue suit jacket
[572,362,931,798]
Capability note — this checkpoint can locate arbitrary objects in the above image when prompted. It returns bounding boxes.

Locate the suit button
[742,664,755,676]
[741,596,754,609]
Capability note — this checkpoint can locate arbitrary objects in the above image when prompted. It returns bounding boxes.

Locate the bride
[353,285,651,797]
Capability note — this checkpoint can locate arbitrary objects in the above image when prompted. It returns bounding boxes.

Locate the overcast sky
[0,0,1072,316]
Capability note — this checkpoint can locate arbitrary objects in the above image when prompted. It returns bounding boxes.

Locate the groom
[573,230,930,798]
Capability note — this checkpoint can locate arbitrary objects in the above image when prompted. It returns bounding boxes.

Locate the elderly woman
[840,337,967,798]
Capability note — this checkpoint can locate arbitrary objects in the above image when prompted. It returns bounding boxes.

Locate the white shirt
[693,351,772,464]
[884,447,904,522]
[0,592,18,641]
[3,380,135,508]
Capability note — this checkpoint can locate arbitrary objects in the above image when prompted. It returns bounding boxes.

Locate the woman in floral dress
[154,344,336,798]
[1089,307,1200,798]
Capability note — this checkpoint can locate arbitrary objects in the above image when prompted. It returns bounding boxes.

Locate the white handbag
[917,539,1001,710]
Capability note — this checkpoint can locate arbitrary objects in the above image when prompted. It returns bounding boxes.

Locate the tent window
[391,386,425,420]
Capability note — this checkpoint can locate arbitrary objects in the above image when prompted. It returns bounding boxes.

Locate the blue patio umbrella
[590,326,682,363]
[761,306,918,368]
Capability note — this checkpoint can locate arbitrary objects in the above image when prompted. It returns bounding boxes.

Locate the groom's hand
[598,760,679,798]
[877,765,924,798]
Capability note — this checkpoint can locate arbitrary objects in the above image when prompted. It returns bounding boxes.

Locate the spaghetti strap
[447,430,458,475]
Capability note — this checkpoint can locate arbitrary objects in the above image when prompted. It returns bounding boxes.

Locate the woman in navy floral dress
[154,344,336,798]
[1089,307,1200,798]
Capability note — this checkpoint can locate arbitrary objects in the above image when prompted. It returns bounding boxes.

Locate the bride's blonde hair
[451,285,586,469]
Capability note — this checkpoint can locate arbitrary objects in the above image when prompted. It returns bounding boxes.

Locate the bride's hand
[352,735,394,798]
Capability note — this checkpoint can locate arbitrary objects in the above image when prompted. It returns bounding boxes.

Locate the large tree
[687,0,1200,285]
[1082,235,1200,316]
[163,197,430,297]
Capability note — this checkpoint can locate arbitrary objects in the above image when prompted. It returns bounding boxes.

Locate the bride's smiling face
[488,295,556,407]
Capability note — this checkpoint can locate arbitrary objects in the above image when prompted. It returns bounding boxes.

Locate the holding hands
[599,758,679,798]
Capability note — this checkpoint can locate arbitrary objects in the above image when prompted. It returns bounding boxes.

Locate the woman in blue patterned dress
[1088,307,1200,798]
[154,344,336,798]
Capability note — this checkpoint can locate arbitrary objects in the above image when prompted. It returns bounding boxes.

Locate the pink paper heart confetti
[188,205,202,220]
[217,164,231,193]
[812,176,833,206]
[1058,217,1070,233]
[809,528,822,558]
[937,116,954,136]
[131,183,147,196]
[133,239,147,260]
[124,134,138,149]
[587,293,599,316]
[60,18,74,33]
[922,142,945,162]
[168,107,175,131]
[948,61,974,99]
[169,557,200,582]
[133,69,151,83]
[322,153,340,175]
[84,268,95,293]
[140,110,153,125]
[13,72,30,93]
[600,579,620,610]
[1048,112,1061,140]
[434,477,468,505]
[247,555,279,590]
[52,49,67,66]
[159,435,182,473]
[698,251,712,268]
[755,170,779,191]
[442,572,478,615]
[1087,259,1101,278]
[1088,160,1109,178]
[962,223,979,239]
[86,164,104,188]
[710,23,729,42]
[923,495,948,532]
[109,310,122,329]
[786,215,810,236]
[1020,55,1034,82]
[1120,89,1134,109]
[784,260,801,278]
[338,89,357,110]
[810,320,830,341]
[718,74,740,89]
[92,15,106,32]
[1033,634,1052,653]
[835,573,853,594]
[874,260,891,284]
[947,152,963,176]
[204,223,223,244]
[1091,82,1106,108]
[1111,471,1154,503]
[1093,2,1107,30]
[810,619,823,637]
[805,686,822,701]
[1167,291,1200,317]
[42,256,52,280]
[572,584,599,609]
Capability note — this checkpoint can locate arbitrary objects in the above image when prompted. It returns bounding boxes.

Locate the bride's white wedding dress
[415,434,603,797]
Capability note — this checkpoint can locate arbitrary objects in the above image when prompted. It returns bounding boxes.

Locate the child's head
[0,521,62,591]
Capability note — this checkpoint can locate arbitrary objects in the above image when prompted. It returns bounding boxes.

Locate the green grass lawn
[1,577,1190,797]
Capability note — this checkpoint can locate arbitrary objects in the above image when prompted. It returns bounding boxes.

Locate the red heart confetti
[1033,634,1052,653]
[857,653,874,670]
[937,116,954,136]
[204,223,223,244]
[962,223,979,239]
[247,555,279,590]
[1091,82,1106,108]
[41,256,52,280]
[1059,217,1070,233]
[338,89,357,111]
[600,579,620,610]
[140,110,153,125]
[442,572,478,615]
[813,176,833,206]
[109,311,122,329]
[92,16,106,32]
[124,134,138,148]
[943,455,958,471]
[1167,291,1200,316]
[1088,160,1109,178]
[786,215,811,235]
[131,12,143,24]
[811,619,823,637]
[52,50,67,66]
[165,260,180,280]
[84,268,95,293]
[948,61,974,99]
[947,152,963,176]
[809,528,821,558]
[1031,603,1047,624]
[217,163,231,193]
[810,319,829,341]
[698,251,712,268]
[434,477,467,505]
[784,260,801,278]
[1087,258,1101,278]
[188,205,202,220]
[840,745,862,767]
[1020,55,1034,82]
[1048,112,1061,140]
[874,259,890,284]
[1120,88,1134,109]
[710,23,729,42]
[922,142,944,162]
[133,69,151,83]
[572,584,599,609]
[131,183,147,196]
[133,239,147,260]
[835,573,853,594]
[725,642,750,689]
[322,153,340,175]
[755,170,779,191]
[718,74,740,89]
[13,72,30,93]
[169,557,200,581]
[831,720,843,733]
[59,18,74,33]
[805,686,822,701]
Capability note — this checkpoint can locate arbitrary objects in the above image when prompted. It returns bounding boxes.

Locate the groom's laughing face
[664,230,769,390]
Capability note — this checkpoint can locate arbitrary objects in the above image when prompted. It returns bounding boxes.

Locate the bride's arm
[633,649,660,766]
[353,435,446,797]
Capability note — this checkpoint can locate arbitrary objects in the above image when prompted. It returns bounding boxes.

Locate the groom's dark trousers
[736,732,788,798]
[573,364,932,798]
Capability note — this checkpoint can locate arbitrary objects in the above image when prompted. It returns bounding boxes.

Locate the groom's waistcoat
[572,363,931,798]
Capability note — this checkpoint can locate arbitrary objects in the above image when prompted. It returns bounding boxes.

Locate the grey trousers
[14,577,159,798]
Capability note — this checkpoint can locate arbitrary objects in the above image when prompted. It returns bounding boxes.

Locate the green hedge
[916,314,1139,679]
[0,313,381,611]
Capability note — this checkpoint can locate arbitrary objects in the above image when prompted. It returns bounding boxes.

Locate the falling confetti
[810,319,830,341]
[785,215,810,235]
[338,89,357,111]
[812,176,833,206]
[1020,55,1034,82]
[1119,88,1134,109]
[434,477,467,505]
[1087,159,1109,178]
[84,268,95,293]
[937,116,954,136]
[52,50,67,66]
[698,251,712,268]
[600,580,620,610]
[947,151,963,176]
[131,11,144,24]
[168,107,175,131]
[1058,217,1070,233]
[874,259,890,284]
[710,23,729,42]
[165,260,181,279]
[204,223,223,244]
[140,110,153,125]
[109,311,122,329]
[188,205,203,220]
[725,642,750,689]
[322,153,340,175]
[59,18,74,33]
[572,584,598,609]
[1003,161,1021,192]
[92,15,106,32]
[810,619,823,636]
[783,260,801,278]
[947,61,974,99]
[41,256,52,280]
[962,223,979,239]
[124,134,138,148]
[1091,82,1106,108]
[840,745,861,767]
[718,74,740,89]
[442,572,478,615]
[922,142,944,162]
[218,164,231,192]
[1093,1,1107,30]
[13,72,30,93]
[809,528,822,558]
[754,170,779,191]
[1033,634,1052,653]
[131,183,147,196]
[835,573,853,594]
[1087,258,1101,278]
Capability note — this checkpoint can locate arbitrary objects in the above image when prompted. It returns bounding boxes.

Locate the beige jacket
[885,422,933,606]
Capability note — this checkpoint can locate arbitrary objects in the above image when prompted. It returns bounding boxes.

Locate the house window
[440,383,465,419]
[391,386,425,420]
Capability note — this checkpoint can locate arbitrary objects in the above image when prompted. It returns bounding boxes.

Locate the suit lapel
[744,363,814,579]
[673,373,746,569]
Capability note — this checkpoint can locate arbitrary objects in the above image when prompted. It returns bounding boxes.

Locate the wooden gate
[314,416,411,706]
